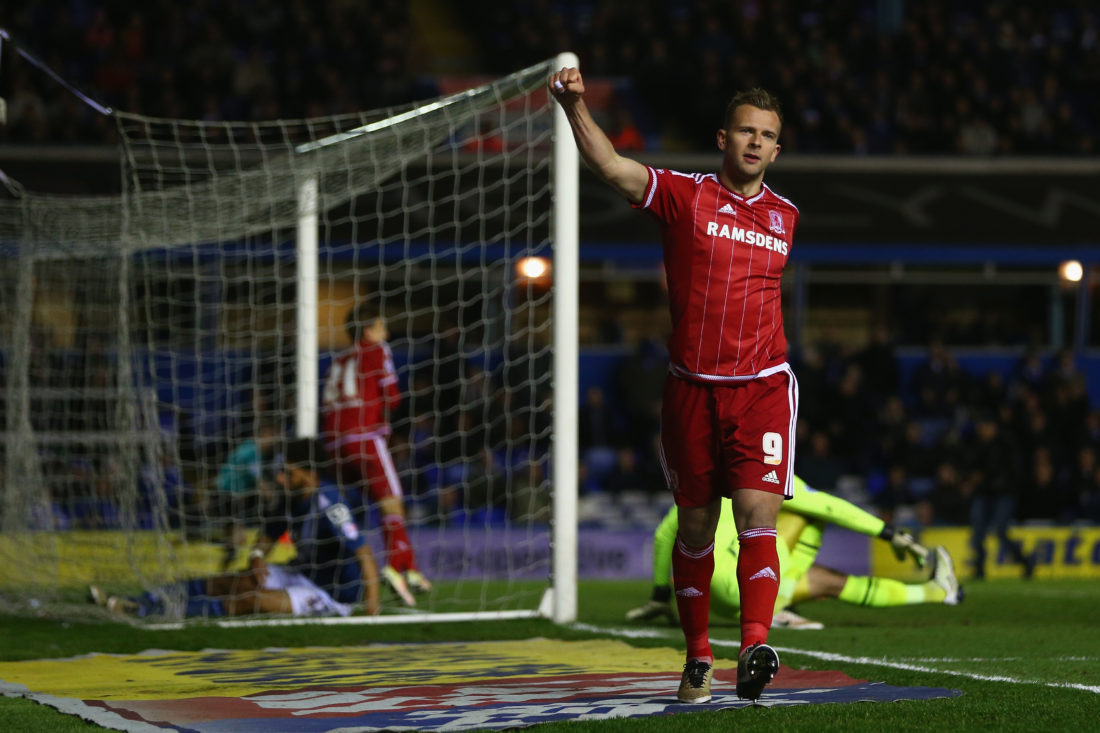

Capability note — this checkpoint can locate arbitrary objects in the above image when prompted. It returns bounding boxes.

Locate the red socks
[737,528,780,650]
[672,535,714,663]
[382,514,416,572]
[672,527,780,661]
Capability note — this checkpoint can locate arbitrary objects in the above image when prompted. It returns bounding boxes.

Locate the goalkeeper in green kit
[627,476,963,629]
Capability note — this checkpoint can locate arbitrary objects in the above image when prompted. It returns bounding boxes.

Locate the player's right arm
[785,476,887,536]
[549,67,649,205]
[787,476,927,565]
[248,533,276,585]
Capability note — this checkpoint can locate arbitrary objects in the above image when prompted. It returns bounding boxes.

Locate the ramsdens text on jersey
[704,221,789,255]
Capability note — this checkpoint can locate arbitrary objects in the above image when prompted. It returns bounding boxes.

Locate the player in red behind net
[552,66,796,703]
[323,297,427,606]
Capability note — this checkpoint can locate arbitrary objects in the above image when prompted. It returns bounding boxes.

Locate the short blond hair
[723,88,783,130]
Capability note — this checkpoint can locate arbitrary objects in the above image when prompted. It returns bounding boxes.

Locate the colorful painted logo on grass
[0,640,962,732]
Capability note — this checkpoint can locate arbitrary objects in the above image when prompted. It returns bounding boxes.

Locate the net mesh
[0,59,560,622]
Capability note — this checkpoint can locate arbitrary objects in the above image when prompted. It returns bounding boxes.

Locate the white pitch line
[572,623,1100,695]
[900,656,1097,664]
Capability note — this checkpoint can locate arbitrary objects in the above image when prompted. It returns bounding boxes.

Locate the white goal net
[0,54,578,625]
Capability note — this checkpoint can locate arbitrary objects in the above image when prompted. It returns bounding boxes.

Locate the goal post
[550,51,580,624]
[0,55,580,626]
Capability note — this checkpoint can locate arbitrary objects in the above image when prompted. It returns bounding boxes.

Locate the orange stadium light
[516,256,551,282]
[1058,259,1084,284]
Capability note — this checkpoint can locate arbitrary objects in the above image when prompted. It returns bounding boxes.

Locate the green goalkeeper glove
[879,526,929,567]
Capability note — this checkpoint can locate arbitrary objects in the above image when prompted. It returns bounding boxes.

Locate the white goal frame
[0,51,581,629]
[280,51,580,628]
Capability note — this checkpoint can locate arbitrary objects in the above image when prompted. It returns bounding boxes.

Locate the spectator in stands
[909,338,968,420]
[919,461,971,527]
[872,395,910,466]
[1066,446,1100,523]
[966,412,1035,579]
[578,385,619,455]
[970,370,1009,417]
[1074,461,1100,524]
[1017,397,1060,465]
[579,385,622,486]
[607,107,646,151]
[7,0,1100,156]
[509,456,549,524]
[387,426,442,525]
[1010,347,1048,397]
[1020,445,1071,523]
[898,421,938,498]
[1044,353,1091,452]
[795,430,847,495]
[602,445,664,498]
[793,346,831,430]
[613,337,666,454]
[857,325,901,410]
[824,362,875,469]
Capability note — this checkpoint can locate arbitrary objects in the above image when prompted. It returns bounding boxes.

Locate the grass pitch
[1,578,1098,731]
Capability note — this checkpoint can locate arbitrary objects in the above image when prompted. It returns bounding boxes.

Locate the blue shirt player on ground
[89,438,381,620]
[249,437,383,615]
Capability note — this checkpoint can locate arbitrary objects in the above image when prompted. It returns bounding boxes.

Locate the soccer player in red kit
[323,299,428,606]
[551,68,796,702]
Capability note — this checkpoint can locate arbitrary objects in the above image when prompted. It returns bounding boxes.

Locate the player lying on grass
[92,437,385,619]
[626,476,962,630]
[90,562,354,619]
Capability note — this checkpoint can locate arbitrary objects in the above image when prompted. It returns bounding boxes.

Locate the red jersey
[637,167,798,380]
[322,340,401,447]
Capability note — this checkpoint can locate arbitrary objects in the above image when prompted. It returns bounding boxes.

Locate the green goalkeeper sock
[839,575,946,607]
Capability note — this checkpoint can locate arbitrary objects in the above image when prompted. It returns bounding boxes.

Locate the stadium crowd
[1,0,426,143]
[465,0,1100,155]
[2,1,1098,156]
[790,338,1100,528]
[559,330,1100,536]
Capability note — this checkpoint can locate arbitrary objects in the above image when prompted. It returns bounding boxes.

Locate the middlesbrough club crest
[769,210,786,235]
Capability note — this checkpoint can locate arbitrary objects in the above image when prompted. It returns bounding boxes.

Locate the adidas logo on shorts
[761,470,780,484]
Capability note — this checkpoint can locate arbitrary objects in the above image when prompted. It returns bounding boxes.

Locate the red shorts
[334,435,404,503]
[658,365,798,507]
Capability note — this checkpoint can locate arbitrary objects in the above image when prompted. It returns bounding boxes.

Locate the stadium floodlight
[1059,260,1084,284]
[0,52,580,626]
[516,256,552,281]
